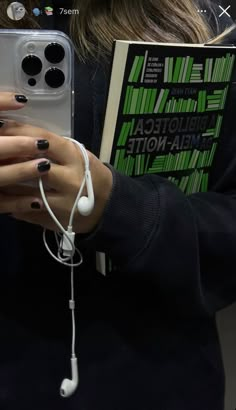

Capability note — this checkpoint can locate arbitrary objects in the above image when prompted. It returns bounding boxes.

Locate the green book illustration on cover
[99,40,236,195]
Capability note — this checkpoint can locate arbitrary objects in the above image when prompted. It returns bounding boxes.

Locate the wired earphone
[38,137,94,398]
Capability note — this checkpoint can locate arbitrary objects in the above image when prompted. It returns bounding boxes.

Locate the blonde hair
[71,0,216,59]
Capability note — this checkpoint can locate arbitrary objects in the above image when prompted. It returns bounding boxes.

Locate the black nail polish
[36,139,49,150]
[37,160,51,173]
[15,94,28,103]
[31,201,41,209]
[0,120,4,128]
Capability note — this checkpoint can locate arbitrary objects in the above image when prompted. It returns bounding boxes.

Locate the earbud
[77,169,95,216]
[60,357,79,398]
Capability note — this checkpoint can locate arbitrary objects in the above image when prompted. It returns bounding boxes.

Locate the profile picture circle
[7,2,26,21]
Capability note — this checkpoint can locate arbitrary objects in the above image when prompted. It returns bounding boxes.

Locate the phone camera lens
[45,67,65,88]
[44,43,65,64]
[22,55,42,76]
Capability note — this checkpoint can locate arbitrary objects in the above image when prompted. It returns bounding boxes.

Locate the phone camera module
[22,55,42,76]
[45,67,65,88]
[44,43,65,64]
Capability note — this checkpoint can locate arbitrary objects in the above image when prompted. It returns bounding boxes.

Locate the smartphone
[0,29,74,138]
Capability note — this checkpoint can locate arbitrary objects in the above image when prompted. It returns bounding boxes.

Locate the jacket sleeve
[91,168,236,317]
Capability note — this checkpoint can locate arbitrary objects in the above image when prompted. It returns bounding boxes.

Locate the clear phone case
[0,29,74,138]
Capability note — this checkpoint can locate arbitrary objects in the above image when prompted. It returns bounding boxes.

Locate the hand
[0,119,113,234]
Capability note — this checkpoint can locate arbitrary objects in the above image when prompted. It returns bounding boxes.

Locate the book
[96,34,236,275]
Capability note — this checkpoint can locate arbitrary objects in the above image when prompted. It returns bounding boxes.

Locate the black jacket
[0,2,235,410]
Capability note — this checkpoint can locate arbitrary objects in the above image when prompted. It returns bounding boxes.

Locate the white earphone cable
[37,139,94,397]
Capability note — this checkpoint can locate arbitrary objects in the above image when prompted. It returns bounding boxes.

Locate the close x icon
[218,4,231,17]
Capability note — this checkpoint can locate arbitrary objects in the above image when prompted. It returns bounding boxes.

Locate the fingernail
[0,120,4,128]
[15,94,28,103]
[36,139,49,150]
[31,201,41,209]
[37,160,51,172]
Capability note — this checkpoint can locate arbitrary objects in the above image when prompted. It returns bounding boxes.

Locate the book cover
[100,40,236,193]
[97,40,236,274]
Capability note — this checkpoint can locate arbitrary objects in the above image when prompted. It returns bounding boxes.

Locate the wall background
[217,303,236,410]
